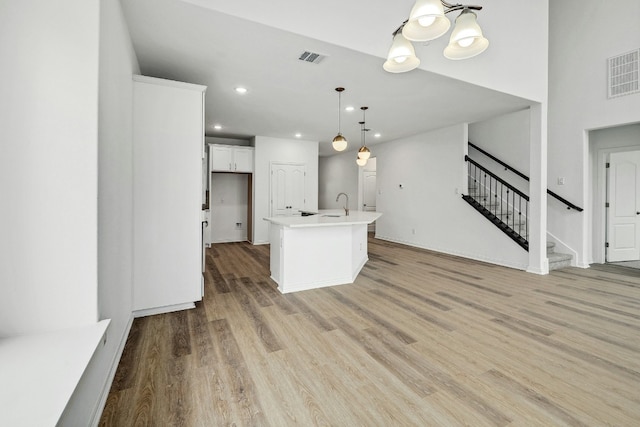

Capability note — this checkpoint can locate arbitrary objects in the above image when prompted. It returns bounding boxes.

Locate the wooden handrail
[468,142,584,212]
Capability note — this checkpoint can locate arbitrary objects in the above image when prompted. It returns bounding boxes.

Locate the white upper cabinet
[210,144,233,171]
[210,144,254,173]
[233,147,254,172]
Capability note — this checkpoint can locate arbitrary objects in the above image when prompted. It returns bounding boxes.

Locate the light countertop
[0,320,110,427]
[264,210,381,228]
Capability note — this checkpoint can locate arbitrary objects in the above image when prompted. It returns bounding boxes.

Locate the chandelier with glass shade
[383,0,489,73]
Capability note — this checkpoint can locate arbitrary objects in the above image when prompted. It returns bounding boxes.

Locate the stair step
[547,241,555,255]
[549,252,572,271]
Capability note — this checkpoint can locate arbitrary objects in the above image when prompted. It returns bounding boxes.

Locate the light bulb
[395,56,408,64]
[356,157,367,166]
[418,16,436,27]
[358,146,371,160]
[332,134,348,151]
[458,37,474,47]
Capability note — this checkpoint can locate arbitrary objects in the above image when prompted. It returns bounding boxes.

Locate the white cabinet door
[233,147,254,172]
[209,144,254,173]
[210,144,232,171]
[133,75,205,313]
[271,163,305,216]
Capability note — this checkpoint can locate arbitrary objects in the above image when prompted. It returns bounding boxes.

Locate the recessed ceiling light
[295,133,302,138]
[345,106,355,112]
[213,124,222,130]
[374,133,381,138]
[234,87,248,94]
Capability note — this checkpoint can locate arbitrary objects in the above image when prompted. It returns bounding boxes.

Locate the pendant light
[443,8,489,60]
[402,0,450,42]
[357,107,371,160]
[383,31,420,73]
[332,87,348,151]
[356,116,369,167]
[383,2,489,73]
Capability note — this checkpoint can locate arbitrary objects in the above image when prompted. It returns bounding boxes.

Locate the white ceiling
[121,0,533,156]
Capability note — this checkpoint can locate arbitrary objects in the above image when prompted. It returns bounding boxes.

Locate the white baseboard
[375,235,529,271]
[133,302,195,318]
[89,314,133,427]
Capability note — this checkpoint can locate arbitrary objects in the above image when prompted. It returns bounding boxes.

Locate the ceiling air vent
[608,49,639,98]
[298,51,326,64]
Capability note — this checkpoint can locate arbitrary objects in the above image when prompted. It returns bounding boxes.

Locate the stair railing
[468,141,583,212]
[464,155,529,250]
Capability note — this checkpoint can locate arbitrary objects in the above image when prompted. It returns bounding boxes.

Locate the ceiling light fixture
[234,87,248,94]
[332,87,348,152]
[384,0,489,73]
[357,107,371,161]
[345,106,355,112]
[213,124,222,130]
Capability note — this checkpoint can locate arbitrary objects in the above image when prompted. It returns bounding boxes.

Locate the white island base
[265,210,381,293]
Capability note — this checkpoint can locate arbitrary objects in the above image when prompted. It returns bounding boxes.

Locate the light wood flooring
[100,238,640,426]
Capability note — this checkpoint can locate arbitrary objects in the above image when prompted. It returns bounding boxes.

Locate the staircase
[547,241,573,271]
[463,149,576,271]
[463,156,529,250]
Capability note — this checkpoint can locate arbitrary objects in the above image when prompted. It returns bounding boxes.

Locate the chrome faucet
[336,192,349,216]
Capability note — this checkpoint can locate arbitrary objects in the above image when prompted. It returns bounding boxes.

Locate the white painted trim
[375,235,529,271]
[133,302,195,318]
[593,144,640,264]
[89,314,134,427]
[545,231,586,268]
[277,275,353,294]
[132,74,207,92]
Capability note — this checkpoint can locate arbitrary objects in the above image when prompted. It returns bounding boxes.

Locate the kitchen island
[264,210,382,293]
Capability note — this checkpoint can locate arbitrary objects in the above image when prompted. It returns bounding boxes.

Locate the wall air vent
[298,51,326,64]
[608,49,639,98]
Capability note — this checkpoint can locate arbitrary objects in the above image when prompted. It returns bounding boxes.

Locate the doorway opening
[590,122,640,268]
[358,157,377,233]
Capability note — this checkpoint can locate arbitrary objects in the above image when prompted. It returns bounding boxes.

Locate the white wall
[186,0,549,102]
[548,0,640,267]
[469,109,531,181]
[57,0,140,424]
[253,136,319,244]
[321,125,529,269]
[319,154,359,210]
[211,173,249,242]
[0,0,100,335]
[205,136,252,146]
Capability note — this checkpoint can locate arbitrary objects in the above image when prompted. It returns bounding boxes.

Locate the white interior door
[363,170,376,232]
[607,150,640,262]
[271,163,305,216]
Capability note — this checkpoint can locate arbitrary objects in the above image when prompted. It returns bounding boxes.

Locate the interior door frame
[594,145,640,263]
[606,150,640,262]
[269,161,306,217]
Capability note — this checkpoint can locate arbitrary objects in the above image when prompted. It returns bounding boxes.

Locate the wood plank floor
[100,238,640,426]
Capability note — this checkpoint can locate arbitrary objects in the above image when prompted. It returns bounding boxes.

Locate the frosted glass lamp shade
[444,9,489,60]
[358,146,371,160]
[356,157,367,166]
[402,0,451,42]
[383,32,420,73]
[332,134,348,151]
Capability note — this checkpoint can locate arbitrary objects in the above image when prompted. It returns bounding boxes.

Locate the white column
[527,103,549,274]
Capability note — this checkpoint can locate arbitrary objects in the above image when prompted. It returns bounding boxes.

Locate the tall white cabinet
[132,75,206,315]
